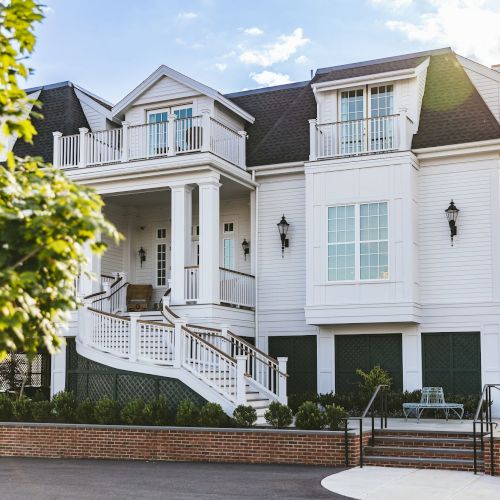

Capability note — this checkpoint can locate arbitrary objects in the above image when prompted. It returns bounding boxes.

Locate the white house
[7,47,500,415]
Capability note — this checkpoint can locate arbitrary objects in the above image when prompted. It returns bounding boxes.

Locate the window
[328,202,388,281]
[223,222,235,269]
[147,109,168,156]
[370,85,394,150]
[340,89,364,154]
[174,106,193,152]
[155,227,167,286]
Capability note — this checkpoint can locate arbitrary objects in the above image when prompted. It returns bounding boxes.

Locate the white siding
[256,173,318,352]
[135,76,200,105]
[214,102,244,131]
[80,101,107,131]
[418,160,496,304]
[101,207,126,275]
[462,66,500,123]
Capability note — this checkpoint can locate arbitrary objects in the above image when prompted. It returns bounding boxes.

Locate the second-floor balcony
[309,112,413,161]
[53,112,247,170]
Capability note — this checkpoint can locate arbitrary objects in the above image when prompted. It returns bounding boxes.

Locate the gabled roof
[112,65,255,123]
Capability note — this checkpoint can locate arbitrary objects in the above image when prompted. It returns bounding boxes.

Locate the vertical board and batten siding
[256,173,318,373]
[418,165,493,304]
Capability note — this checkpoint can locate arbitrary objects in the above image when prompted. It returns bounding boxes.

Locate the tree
[0,0,119,358]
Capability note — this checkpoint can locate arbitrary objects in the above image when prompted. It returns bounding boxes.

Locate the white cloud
[215,63,228,71]
[382,0,500,65]
[239,28,310,67]
[295,55,308,64]
[244,27,264,36]
[177,11,198,20]
[250,70,292,87]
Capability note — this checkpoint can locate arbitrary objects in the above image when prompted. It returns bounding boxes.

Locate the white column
[198,178,220,304]
[309,119,317,161]
[78,127,88,168]
[50,346,66,398]
[277,357,288,404]
[52,131,62,168]
[250,190,256,275]
[78,242,95,298]
[170,184,193,305]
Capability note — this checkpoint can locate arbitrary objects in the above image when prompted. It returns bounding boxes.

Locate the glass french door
[369,85,394,151]
[174,106,193,152]
[147,109,168,156]
[340,89,364,154]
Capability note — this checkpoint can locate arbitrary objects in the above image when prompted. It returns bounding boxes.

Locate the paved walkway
[321,466,500,499]
[0,457,349,499]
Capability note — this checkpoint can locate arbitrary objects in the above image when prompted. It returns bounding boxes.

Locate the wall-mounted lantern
[277,214,290,257]
[241,239,250,260]
[138,247,146,267]
[445,200,459,246]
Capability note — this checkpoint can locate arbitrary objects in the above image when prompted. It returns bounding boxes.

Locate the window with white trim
[223,222,235,269]
[155,227,167,286]
[328,202,388,281]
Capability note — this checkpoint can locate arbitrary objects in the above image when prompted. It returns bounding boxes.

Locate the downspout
[252,169,261,350]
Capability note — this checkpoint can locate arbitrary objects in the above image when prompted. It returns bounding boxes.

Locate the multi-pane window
[148,110,168,155]
[156,227,167,286]
[328,205,356,281]
[370,85,394,150]
[328,202,389,281]
[370,85,393,118]
[341,89,364,121]
[360,202,389,280]
[340,89,364,154]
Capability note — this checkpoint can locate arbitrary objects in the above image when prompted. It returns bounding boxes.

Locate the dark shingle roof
[412,52,500,148]
[13,83,89,163]
[227,82,316,167]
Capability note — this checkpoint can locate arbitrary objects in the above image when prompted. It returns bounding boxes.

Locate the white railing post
[128,312,141,362]
[102,282,111,313]
[236,354,247,405]
[173,318,184,368]
[121,121,130,162]
[52,131,62,168]
[398,108,410,150]
[277,357,288,404]
[220,324,231,355]
[167,113,176,156]
[309,119,317,161]
[237,131,247,168]
[78,127,88,168]
[201,110,211,153]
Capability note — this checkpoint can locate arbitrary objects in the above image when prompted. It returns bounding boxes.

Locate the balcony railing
[54,112,247,169]
[309,111,413,161]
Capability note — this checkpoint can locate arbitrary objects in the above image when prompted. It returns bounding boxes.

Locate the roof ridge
[225,80,310,98]
[25,81,72,93]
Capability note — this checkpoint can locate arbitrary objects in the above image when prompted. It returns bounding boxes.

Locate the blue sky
[26,0,500,103]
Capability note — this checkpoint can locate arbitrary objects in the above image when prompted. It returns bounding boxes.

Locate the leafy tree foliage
[0,1,119,357]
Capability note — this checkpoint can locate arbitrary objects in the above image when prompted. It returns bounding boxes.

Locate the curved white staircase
[77,279,287,417]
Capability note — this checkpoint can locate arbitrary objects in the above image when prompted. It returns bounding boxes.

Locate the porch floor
[347,417,500,435]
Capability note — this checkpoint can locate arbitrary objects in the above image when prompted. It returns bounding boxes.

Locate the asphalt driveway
[0,458,353,499]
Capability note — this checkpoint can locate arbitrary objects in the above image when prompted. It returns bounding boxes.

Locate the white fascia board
[311,62,429,93]
[74,88,120,126]
[457,55,500,83]
[413,138,500,159]
[111,65,255,124]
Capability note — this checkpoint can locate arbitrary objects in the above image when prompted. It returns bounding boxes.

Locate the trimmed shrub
[94,398,120,425]
[144,396,173,426]
[52,391,77,423]
[0,394,13,421]
[199,402,227,427]
[121,399,146,425]
[324,404,348,431]
[356,365,392,397]
[31,400,53,422]
[233,405,257,427]
[294,401,325,430]
[175,399,199,426]
[264,401,293,429]
[12,397,32,422]
[75,400,96,424]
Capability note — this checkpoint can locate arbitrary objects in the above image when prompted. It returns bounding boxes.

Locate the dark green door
[268,336,317,396]
[422,332,481,395]
[335,334,403,393]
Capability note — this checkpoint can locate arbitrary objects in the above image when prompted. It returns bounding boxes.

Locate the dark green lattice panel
[422,332,481,395]
[335,334,403,394]
[65,338,206,407]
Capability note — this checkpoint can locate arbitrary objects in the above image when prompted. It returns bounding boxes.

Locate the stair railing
[341,384,389,468]
[88,276,129,314]
[473,384,500,475]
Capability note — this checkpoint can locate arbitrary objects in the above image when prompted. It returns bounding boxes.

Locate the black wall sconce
[138,247,146,267]
[277,214,290,257]
[445,200,459,246]
[241,239,250,260]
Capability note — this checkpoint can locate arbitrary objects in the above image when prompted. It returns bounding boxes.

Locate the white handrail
[219,268,255,308]
[210,118,242,166]
[87,128,122,165]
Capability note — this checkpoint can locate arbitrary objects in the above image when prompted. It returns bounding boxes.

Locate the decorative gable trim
[112,65,255,123]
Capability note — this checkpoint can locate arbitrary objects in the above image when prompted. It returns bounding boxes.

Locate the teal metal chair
[402,387,464,422]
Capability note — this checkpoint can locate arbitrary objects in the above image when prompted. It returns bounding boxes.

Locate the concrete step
[365,445,481,461]
[373,435,476,449]
[364,454,483,472]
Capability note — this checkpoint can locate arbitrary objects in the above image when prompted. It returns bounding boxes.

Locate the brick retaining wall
[483,436,500,475]
[0,423,365,467]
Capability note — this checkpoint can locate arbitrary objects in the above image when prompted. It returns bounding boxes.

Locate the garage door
[268,336,317,396]
[422,332,481,395]
[335,334,403,394]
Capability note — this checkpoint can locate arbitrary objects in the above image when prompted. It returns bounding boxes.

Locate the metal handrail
[341,384,389,468]
[473,384,500,475]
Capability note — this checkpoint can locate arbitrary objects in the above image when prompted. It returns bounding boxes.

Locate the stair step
[374,435,476,448]
[364,455,483,471]
[365,445,480,460]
